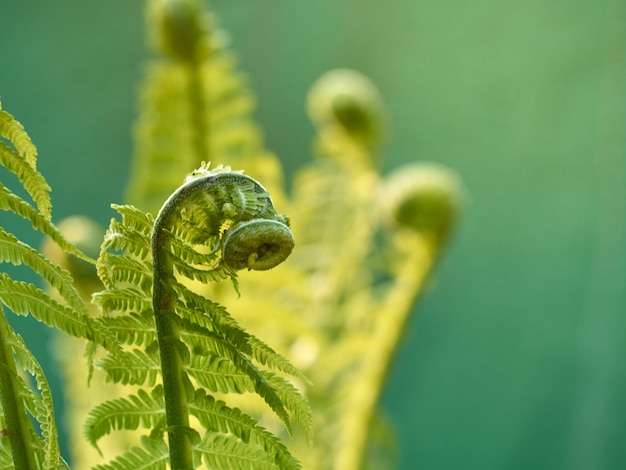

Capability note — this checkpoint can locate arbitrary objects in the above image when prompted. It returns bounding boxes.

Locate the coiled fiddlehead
[150,164,296,469]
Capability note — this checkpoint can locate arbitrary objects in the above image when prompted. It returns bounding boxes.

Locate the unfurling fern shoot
[152,165,294,468]
[91,163,310,470]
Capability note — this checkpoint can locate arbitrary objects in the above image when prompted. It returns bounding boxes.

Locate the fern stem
[0,307,39,470]
[152,210,194,470]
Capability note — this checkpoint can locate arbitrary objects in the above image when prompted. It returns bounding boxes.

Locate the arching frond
[0,274,119,352]
[0,101,104,469]
[10,333,61,469]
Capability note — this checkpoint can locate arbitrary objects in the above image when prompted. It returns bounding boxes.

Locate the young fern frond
[91,164,311,468]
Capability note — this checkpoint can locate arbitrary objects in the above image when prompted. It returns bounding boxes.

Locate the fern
[88,163,311,468]
[0,101,115,469]
[211,69,463,470]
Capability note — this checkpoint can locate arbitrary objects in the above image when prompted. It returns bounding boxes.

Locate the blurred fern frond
[214,69,463,470]
[126,0,284,214]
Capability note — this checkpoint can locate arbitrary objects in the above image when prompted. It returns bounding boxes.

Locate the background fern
[127,0,285,215]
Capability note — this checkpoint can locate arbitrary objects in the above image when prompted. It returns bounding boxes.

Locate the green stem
[0,307,38,470]
[152,192,195,470]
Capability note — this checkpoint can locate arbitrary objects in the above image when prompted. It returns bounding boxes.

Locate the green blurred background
[1,0,624,468]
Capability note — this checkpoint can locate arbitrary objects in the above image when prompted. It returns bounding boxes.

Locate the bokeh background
[1,0,624,468]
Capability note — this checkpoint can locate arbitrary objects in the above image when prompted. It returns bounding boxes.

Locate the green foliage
[88,163,310,468]
[0,100,89,469]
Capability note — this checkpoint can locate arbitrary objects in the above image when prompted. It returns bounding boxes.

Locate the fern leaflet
[85,387,165,448]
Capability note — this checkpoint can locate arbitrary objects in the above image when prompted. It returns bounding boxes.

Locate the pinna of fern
[88,162,312,469]
[0,101,122,469]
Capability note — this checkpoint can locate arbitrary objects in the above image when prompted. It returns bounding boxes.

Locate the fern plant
[88,162,311,469]
[1,98,312,468]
